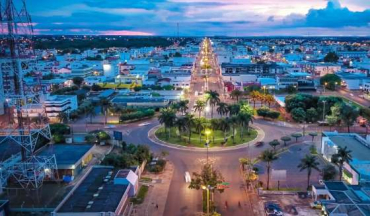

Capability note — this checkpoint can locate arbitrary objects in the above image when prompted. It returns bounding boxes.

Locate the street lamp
[202,185,211,216]
[205,129,212,164]
[324,82,328,93]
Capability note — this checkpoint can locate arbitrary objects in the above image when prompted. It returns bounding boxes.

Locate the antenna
[177,23,180,38]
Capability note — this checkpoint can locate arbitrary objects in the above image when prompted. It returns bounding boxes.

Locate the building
[44,95,78,121]
[312,181,370,216]
[310,63,341,76]
[276,76,299,90]
[70,64,93,77]
[52,166,131,216]
[321,132,370,185]
[114,170,139,197]
[36,144,95,180]
[337,72,370,90]
[221,63,284,77]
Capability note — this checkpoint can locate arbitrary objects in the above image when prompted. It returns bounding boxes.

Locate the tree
[194,117,206,143]
[320,74,341,91]
[326,115,338,131]
[189,163,225,214]
[230,116,239,144]
[291,133,303,142]
[306,108,318,123]
[228,104,240,116]
[324,52,339,63]
[230,89,243,102]
[205,90,220,118]
[264,94,275,108]
[158,108,177,139]
[175,117,187,140]
[72,76,84,88]
[259,150,278,190]
[331,146,352,181]
[57,111,68,124]
[269,139,280,152]
[135,145,151,163]
[238,112,253,139]
[309,132,318,141]
[280,136,291,146]
[194,100,206,118]
[216,102,229,117]
[297,155,320,190]
[250,91,261,108]
[218,118,231,143]
[291,108,306,123]
[184,114,195,143]
[321,164,337,181]
[100,98,111,124]
[257,107,269,119]
[340,103,359,133]
[209,118,219,143]
[177,100,189,115]
[85,106,96,123]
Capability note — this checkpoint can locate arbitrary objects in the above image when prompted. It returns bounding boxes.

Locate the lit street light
[205,129,211,163]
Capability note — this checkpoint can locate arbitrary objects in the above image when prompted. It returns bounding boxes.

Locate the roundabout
[148,124,265,152]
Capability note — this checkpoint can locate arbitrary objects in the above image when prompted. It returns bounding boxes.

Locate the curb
[147,125,265,152]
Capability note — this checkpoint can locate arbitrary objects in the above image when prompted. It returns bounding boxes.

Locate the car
[310,201,322,209]
[264,202,283,216]
[319,179,324,185]
[184,172,191,183]
[284,205,298,215]
[104,125,116,129]
[138,122,151,127]
[255,141,264,147]
[350,93,354,97]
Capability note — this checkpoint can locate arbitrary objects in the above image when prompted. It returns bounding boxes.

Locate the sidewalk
[131,161,174,216]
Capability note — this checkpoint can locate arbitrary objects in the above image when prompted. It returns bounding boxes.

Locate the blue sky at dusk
[28,0,370,36]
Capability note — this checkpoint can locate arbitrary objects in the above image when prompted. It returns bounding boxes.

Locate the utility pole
[177,23,179,38]
[322,100,327,121]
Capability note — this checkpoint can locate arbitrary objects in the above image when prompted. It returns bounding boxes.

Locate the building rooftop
[58,167,128,213]
[36,144,94,169]
[328,135,370,162]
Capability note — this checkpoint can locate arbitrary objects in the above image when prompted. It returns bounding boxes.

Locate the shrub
[119,109,155,122]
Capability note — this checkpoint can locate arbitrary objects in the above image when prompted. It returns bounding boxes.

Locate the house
[337,72,370,90]
[310,63,341,77]
[312,181,370,216]
[321,132,370,185]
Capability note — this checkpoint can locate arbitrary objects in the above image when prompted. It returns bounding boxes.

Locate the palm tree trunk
[211,106,214,118]
[339,165,343,181]
[267,164,271,190]
[307,170,311,191]
[232,126,235,144]
[164,126,168,139]
[223,129,226,142]
[347,124,350,133]
[253,101,256,108]
[188,129,191,143]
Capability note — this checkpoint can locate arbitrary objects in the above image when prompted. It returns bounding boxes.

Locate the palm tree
[194,100,206,118]
[217,102,229,117]
[57,111,68,123]
[228,103,240,116]
[298,155,320,190]
[230,89,243,102]
[175,117,187,140]
[100,98,111,124]
[264,94,275,108]
[178,100,189,115]
[85,106,96,124]
[331,146,352,181]
[184,114,195,143]
[259,150,278,190]
[218,117,231,143]
[158,108,177,139]
[238,112,253,139]
[194,118,206,143]
[250,91,261,108]
[230,116,239,144]
[205,90,220,118]
[210,118,219,144]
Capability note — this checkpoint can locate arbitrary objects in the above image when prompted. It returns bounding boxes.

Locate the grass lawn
[155,126,258,148]
[131,185,149,204]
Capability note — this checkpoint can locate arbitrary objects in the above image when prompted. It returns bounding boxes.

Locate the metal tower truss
[0,0,57,190]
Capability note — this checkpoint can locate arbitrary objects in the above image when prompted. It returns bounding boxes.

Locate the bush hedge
[119,109,155,122]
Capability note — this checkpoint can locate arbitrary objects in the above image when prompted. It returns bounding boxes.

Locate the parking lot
[259,193,320,216]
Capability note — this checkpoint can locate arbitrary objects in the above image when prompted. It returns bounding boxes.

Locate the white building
[310,63,341,76]
[44,95,78,121]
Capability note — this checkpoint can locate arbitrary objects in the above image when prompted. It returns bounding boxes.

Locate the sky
[26,0,370,36]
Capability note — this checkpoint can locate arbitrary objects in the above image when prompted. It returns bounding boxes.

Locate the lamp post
[205,129,211,164]
[202,185,210,216]
[324,82,328,93]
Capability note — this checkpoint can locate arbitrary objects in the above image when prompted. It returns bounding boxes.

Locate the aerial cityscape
[0,0,369,216]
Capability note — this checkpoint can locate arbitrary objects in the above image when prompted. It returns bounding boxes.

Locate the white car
[185,172,191,183]
[138,122,151,127]
[104,125,116,129]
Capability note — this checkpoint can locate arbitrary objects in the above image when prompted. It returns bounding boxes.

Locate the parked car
[310,201,322,209]
[264,202,283,216]
[255,141,264,147]
[284,205,298,215]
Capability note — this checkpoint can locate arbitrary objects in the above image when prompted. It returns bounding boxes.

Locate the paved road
[119,117,304,216]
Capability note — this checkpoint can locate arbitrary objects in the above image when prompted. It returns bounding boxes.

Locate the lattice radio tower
[0,0,58,190]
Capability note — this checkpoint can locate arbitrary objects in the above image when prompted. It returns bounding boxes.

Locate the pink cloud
[99,30,154,36]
